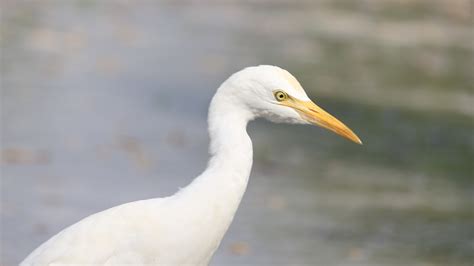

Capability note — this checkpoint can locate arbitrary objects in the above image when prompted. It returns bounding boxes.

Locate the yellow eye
[274,91,288,102]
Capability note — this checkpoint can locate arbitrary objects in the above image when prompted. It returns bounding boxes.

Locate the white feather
[21,65,309,266]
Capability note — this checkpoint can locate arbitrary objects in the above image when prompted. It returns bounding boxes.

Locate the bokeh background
[1,1,473,265]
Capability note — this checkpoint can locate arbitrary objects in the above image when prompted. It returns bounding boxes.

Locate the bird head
[221,65,362,144]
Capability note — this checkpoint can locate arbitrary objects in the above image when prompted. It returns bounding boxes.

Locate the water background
[1,1,473,265]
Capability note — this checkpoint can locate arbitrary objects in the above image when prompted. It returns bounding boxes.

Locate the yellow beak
[282,98,362,144]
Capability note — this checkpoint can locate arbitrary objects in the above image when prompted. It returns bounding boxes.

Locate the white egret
[21,65,361,266]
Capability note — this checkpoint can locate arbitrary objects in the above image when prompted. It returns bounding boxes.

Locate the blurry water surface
[1,1,473,265]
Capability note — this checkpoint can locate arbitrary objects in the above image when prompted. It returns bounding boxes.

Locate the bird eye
[274,91,288,102]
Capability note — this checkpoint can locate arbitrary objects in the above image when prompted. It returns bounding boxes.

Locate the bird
[21,65,362,266]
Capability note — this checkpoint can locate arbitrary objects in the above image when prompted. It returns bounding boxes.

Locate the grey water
[2,1,473,265]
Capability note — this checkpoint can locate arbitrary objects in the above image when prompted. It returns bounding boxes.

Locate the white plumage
[21,65,361,266]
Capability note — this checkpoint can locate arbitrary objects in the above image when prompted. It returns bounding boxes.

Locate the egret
[21,65,361,266]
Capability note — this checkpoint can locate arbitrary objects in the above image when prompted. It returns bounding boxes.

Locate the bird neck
[192,90,254,201]
[177,90,254,238]
[206,92,254,190]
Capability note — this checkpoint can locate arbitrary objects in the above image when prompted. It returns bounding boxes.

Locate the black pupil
[279,94,283,98]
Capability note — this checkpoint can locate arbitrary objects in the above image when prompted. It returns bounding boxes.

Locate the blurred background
[1,0,473,265]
